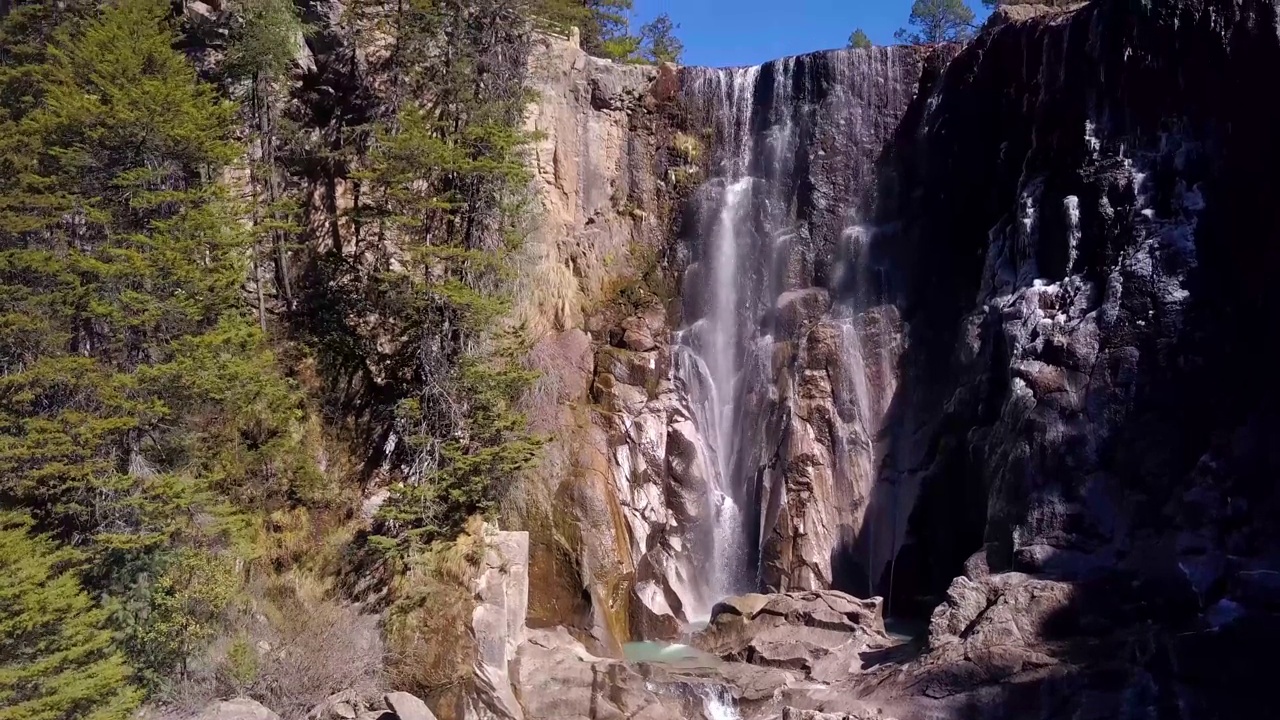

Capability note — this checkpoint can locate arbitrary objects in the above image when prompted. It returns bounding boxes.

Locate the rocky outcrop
[515,31,681,651]
[846,0,1280,715]
[697,591,891,683]
[201,695,437,720]
[516,629,686,719]
[384,694,438,720]
[197,699,282,720]
[463,529,529,720]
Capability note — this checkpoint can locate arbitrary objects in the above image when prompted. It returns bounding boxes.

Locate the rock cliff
[847,0,1279,715]
[196,0,1280,715]
[512,0,1280,716]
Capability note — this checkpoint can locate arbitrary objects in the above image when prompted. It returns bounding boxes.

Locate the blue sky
[631,0,991,67]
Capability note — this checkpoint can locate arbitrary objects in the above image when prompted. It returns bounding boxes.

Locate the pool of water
[884,616,928,645]
[622,640,722,670]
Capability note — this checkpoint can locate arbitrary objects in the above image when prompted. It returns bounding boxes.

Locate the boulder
[614,315,660,352]
[772,289,832,338]
[696,591,891,683]
[464,528,529,720]
[308,690,382,720]
[515,628,695,719]
[383,693,436,720]
[196,698,281,720]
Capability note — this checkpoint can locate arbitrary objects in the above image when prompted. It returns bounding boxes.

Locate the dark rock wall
[858,0,1280,715]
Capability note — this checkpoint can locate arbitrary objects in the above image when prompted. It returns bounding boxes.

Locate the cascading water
[668,47,926,617]
[674,59,804,613]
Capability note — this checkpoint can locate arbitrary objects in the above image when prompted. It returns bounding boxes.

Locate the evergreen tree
[894,0,976,45]
[639,13,682,64]
[0,512,141,720]
[849,28,872,49]
[582,0,638,60]
[0,0,315,546]
[306,0,543,551]
[225,0,309,323]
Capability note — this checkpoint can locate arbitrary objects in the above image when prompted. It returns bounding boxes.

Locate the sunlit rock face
[529,15,1280,718]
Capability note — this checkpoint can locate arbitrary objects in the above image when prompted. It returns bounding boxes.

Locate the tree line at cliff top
[539,0,684,63]
[555,0,1008,65]
[851,0,1004,49]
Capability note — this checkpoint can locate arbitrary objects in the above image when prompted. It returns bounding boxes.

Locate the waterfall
[675,59,800,613]
[666,47,922,619]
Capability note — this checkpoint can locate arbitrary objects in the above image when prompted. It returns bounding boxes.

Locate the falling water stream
[669,46,913,621]
[675,60,801,616]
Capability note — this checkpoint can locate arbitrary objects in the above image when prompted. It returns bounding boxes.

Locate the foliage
[160,570,383,719]
[894,0,976,44]
[0,512,142,720]
[115,550,240,690]
[639,13,682,64]
[224,0,307,83]
[0,0,325,690]
[0,0,317,540]
[224,0,309,321]
[298,0,545,552]
[580,0,638,60]
[384,522,485,696]
[849,28,873,49]
[533,0,682,65]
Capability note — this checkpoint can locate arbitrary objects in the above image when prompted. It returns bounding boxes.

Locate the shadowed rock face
[852,0,1280,715]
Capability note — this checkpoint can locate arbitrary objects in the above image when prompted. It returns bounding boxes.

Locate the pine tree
[315,0,543,550]
[582,0,638,59]
[849,28,872,49]
[639,13,682,64]
[895,0,976,45]
[0,512,141,720]
[225,0,309,323]
[0,0,316,549]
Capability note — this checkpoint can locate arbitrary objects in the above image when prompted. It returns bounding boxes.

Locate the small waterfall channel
[622,640,744,720]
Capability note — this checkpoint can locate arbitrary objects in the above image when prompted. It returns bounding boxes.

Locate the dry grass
[164,570,384,720]
[510,227,583,338]
[383,520,488,704]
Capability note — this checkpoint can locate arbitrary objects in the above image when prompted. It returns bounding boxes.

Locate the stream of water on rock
[675,59,800,617]
[673,49,906,620]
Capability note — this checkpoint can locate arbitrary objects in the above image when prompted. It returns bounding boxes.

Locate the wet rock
[515,628,698,720]
[773,289,832,337]
[1231,570,1280,611]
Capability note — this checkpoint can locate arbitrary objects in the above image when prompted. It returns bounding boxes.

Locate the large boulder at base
[307,690,385,720]
[463,528,529,720]
[196,698,281,720]
[383,692,437,720]
[696,591,891,683]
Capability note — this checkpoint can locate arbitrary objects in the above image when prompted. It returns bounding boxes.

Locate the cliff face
[515,0,1280,716]
[191,0,1280,714]
[515,32,680,652]
[853,0,1280,715]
